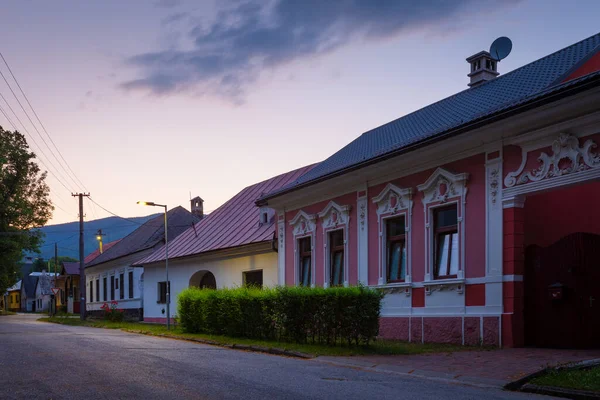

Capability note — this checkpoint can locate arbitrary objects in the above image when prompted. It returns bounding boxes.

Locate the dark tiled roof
[136,164,315,265]
[21,275,38,298]
[261,32,600,200]
[62,261,79,275]
[83,240,121,264]
[86,206,200,267]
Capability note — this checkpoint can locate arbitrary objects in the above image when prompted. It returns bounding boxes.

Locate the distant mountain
[30,214,160,261]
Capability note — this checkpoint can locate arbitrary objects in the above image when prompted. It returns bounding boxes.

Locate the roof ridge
[357,32,600,139]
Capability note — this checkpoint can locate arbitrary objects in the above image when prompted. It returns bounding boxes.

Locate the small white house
[33,271,58,312]
[84,206,200,319]
[135,165,314,323]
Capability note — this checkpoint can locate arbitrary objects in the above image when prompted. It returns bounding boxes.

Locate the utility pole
[72,193,90,320]
[54,242,58,315]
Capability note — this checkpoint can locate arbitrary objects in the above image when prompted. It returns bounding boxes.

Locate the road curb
[127,330,314,359]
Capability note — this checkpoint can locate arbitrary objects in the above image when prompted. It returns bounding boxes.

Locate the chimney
[191,196,204,220]
[466,51,499,87]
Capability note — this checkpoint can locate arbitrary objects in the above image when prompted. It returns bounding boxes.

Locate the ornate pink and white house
[259,33,600,348]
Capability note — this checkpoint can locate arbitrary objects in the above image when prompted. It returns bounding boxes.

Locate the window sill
[422,277,464,286]
[373,282,411,289]
[422,277,465,295]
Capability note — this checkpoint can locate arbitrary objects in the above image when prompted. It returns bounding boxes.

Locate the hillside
[32,214,160,261]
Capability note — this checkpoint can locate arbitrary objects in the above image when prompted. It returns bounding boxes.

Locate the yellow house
[6,281,22,312]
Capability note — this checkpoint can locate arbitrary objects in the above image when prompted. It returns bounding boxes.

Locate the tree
[31,256,78,273]
[0,127,53,294]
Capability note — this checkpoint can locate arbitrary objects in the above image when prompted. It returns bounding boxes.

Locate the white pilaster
[357,192,368,285]
[277,213,285,286]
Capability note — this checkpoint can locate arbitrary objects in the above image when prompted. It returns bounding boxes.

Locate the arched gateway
[189,271,217,290]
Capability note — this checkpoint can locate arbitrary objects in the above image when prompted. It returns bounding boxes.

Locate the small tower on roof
[190,196,204,220]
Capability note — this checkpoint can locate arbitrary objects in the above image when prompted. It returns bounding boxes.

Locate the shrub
[178,285,383,346]
[100,300,125,322]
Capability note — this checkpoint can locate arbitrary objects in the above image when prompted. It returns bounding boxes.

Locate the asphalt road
[0,315,547,400]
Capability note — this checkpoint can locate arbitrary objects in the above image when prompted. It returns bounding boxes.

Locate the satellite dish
[490,37,512,61]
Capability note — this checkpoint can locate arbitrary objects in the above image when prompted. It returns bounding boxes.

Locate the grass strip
[39,317,471,357]
[530,366,600,392]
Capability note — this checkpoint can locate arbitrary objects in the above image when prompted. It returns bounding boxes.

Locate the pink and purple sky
[1,0,599,225]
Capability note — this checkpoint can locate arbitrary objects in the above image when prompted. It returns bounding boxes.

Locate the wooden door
[525,232,600,348]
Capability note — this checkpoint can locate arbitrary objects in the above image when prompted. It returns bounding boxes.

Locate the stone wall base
[379,316,501,347]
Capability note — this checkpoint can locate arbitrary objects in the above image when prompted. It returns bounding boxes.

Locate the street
[0,315,546,400]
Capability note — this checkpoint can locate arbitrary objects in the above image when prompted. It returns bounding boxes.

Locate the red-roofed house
[135,165,314,323]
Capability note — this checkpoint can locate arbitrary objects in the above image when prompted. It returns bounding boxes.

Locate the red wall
[367,154,486,284]
[524,180,600,247]
[285,192,357,286]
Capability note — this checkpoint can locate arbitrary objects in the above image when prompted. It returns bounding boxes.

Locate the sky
[1,0,599,226]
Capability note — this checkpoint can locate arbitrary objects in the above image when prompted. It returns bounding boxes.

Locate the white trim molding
[504,132,600,189]
[357,190,369,285]
[277,213,286,286]
[290,210,317,287]
[318,201,351,288]
[486,152,503,278]
[417,168,469,282]
[372,183,413,286]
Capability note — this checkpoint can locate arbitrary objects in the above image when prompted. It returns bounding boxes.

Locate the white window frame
[417,167,468,283]
[318,201,351,288]
[372,183,413,286]
[289,210,316,287]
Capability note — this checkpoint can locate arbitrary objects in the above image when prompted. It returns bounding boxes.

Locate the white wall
[143,251,277,319]
[85,252,150,311]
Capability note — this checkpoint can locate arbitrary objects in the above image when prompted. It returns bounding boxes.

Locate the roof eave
[257,74,600,206]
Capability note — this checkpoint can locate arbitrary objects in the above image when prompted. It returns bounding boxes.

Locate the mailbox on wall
[548,283,565,300]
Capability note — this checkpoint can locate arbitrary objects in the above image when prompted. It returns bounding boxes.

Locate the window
[103,277,107,301]
[386,217,406,282]
[110,276,115,300]
[243,270,263,288]
[298,237,311,287]
[95,280,99,302]
[157,281,169,304]
[329,230,344,287]
[119,273,124,300]
[434,206,459,279]
[128,271,134,299]
[90,281,93,303]
[115,277,119,290]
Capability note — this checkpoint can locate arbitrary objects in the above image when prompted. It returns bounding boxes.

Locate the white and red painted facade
[262,43,600,347]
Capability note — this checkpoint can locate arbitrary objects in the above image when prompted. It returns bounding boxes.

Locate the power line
[0,62,83,192]
[0,90,75,193]
[39,233,79,247]
[88,197,199,228]
[0,52,88,192]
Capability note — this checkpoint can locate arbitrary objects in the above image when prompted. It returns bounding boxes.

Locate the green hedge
[178,286,383,346]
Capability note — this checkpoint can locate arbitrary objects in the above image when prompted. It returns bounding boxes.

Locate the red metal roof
[136,164,315,265]
[83,240,121,264]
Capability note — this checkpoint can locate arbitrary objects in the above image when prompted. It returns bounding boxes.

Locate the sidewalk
[313,348,600,388]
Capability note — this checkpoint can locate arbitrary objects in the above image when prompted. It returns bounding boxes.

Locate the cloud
[122,0,520,102]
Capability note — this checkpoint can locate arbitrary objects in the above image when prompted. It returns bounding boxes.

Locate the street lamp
[137,201,170,330]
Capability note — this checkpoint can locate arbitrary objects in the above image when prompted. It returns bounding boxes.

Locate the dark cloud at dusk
[122,0,520,102]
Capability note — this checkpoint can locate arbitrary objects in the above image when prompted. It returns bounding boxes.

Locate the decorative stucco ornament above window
[289,210,316,236]
[417,167,469,205]
[505,133,600,188]
[372,183,413,215]
[317,201,351,229]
